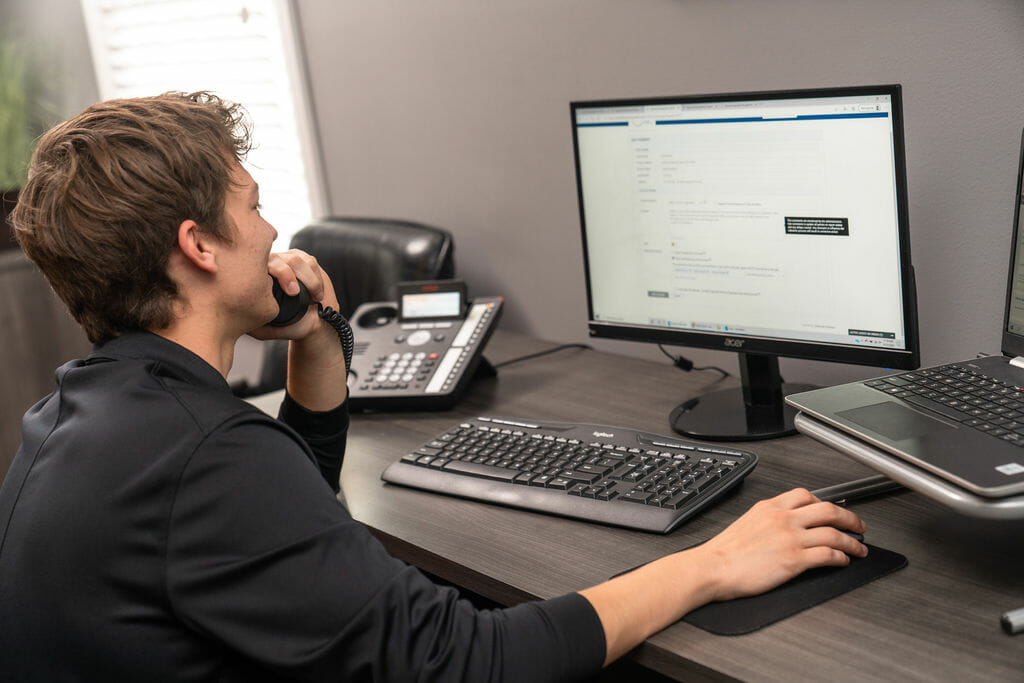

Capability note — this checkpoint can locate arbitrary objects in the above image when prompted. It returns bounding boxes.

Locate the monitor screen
[571,85,919,440]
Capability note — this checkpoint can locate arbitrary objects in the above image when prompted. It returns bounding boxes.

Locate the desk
[251,331,1024,681]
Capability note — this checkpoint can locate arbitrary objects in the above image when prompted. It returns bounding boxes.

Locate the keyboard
[865,363,1024,446]
[380,416,758,533]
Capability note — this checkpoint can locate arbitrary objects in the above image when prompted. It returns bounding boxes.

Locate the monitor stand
[669,352,817,441]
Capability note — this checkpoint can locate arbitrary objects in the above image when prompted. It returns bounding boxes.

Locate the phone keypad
[360,352,438,391]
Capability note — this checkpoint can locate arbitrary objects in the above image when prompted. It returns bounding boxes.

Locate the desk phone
[346,280,503,411]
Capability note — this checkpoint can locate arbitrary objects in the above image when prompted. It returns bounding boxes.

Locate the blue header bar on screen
[576,112,889,128]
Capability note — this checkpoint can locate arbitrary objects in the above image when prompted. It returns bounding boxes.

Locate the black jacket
[0,332,604,681]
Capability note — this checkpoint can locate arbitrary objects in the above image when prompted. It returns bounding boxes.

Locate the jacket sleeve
[277,391,349,492]
[165,415,606,682]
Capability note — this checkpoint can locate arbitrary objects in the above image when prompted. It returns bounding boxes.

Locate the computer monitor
[570,84,920,441]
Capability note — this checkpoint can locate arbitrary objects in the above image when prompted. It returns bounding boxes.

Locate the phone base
[346,297,503,412]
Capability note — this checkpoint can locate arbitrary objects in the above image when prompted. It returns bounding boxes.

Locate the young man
[0,92,867,681]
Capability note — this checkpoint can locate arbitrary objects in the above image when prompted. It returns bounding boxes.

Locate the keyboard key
[903,395,971,421]
[663,490,697,509]
[691,472,721,492]
[568,483,589,496]
[621,489,653,504]
[561,470,601,484]
[443,460,519,482]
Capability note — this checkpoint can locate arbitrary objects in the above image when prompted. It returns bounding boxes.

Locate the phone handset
[268,279,355,372]
[270,280,312,327]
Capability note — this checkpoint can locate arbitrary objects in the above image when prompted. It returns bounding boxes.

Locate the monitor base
[670,383,818,442]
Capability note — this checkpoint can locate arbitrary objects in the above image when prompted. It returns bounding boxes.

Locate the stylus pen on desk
[1002,607,1024,635]
[811,474,905,505]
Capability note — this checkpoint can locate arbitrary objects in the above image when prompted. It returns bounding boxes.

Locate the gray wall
[296,0,1024,386]
[4,0,1024,390]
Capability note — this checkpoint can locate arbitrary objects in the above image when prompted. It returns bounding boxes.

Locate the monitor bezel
[1000,128,1024,358]
[571,84,920,371]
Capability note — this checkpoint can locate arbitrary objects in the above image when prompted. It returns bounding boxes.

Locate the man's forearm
[286,321,348,411]
[579,548,716,665]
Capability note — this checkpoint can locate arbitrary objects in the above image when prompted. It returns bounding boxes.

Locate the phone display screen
[401,291,462,319]
[397,280,467,321]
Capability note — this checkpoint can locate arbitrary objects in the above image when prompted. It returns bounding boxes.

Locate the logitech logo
[593,431,615,438]
[724,338,745,348]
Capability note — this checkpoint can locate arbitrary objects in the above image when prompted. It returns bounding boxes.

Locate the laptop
[786,128,1024,499]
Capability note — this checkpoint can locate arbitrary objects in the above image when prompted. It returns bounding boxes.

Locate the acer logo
[724,338,745,348]
[593,431,615,438]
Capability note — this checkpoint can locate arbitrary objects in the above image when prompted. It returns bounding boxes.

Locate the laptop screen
[1003,129,1024,351]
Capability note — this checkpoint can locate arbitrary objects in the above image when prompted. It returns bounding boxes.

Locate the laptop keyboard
[380,416,757,533]
[866,363,1024,446]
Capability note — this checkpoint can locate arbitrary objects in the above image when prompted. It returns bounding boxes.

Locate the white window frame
[79,0,327,252]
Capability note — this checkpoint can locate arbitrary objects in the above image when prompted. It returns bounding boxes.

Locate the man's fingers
[801,526,868,558]
[770,487,819,509]
[790,501,866,534]
[769,488,866,535]
[766,488,868,557]
[801,545,854,569]
[269,250,324,300]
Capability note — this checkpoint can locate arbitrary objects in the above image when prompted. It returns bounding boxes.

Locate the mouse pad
[615,544,907,636]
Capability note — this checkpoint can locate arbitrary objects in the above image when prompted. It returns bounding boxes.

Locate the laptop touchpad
[837,401,954,442]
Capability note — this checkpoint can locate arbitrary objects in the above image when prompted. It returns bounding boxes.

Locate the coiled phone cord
[315,302,354,373]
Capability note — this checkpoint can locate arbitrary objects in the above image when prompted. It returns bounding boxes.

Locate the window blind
[80,0,325,251]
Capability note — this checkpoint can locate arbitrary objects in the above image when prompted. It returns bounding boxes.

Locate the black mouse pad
[684,544,906,635]
[615,544,907,636]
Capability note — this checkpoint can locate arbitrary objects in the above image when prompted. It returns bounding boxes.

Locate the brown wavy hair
[11,91,252,344]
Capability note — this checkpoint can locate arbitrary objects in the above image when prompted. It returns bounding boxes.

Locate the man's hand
[694,487,867,601]
[253,249,347,411]
[250,250,340,342]
[579,488,867,666]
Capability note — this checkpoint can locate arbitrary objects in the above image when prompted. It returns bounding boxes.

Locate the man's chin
[260,303,279,327]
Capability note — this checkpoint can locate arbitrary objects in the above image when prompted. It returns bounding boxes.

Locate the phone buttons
[407,330,432,346]
[425,347,463,394]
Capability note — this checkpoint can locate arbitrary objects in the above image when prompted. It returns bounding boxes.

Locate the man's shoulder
[85,331,275,437]
[66,348,274,443]
[158,373,273,436]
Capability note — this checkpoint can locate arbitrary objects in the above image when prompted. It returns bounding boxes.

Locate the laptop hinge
[1009,356,1024,370]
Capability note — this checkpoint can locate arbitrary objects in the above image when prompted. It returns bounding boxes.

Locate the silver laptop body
[787,129,1024,500]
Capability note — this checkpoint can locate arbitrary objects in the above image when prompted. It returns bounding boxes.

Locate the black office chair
[235,216,456,397]
[291,216,455,319]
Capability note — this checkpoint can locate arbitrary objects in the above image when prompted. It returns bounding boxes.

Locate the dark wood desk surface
[253,331,1024,681]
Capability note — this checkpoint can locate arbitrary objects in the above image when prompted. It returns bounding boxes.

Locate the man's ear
[176,219,218,274]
